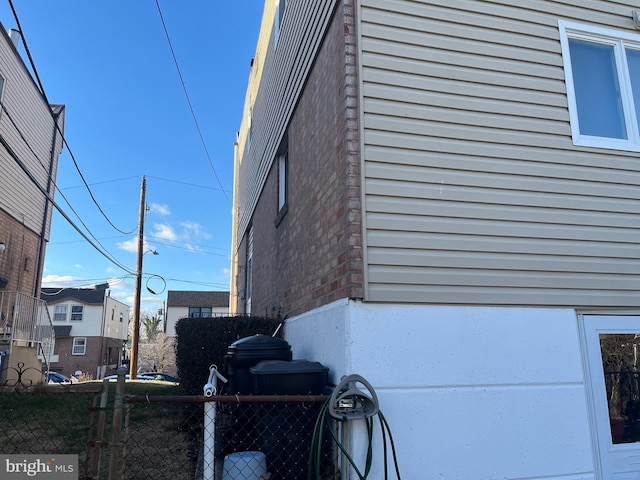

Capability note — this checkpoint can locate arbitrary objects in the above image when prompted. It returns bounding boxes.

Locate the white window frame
[53,305,67,322]
[72,337,86,355]
[559,20,640,152]
[246,227,253,315]
[70,305,83,322]
[278,152,288,211]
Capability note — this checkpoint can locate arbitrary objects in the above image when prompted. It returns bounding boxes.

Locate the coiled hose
[307,385,402,479]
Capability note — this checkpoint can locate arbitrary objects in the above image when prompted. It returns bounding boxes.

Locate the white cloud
[149,203,171,216]
[117,237,138,253]
[152,223,180,241]
[41,274,86,287]
[181,221,212,241]
[117,236,159,254]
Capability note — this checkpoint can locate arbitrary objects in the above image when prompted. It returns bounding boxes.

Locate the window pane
[71,305,83,321]
[600,333,640,444]
[54,305,67,322]
[626,48,640,133]
[569,39,627,139]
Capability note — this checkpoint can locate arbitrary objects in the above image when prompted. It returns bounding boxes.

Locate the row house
[41,284,129,379]
[164,290,229,337]
[231,1,640,478]
[0,23,64,385]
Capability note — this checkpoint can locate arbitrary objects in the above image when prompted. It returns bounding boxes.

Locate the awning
[53,325,72,338]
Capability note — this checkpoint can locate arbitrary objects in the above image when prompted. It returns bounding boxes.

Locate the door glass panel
[600,333,640,443]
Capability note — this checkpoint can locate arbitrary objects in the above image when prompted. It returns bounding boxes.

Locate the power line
[0,131,135,275]
[1,104,133,268]
[146,175,231,193]
[7,0,137,236]
[154,0,232,204]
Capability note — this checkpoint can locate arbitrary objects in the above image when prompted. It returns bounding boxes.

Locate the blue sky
[0,1,264,312]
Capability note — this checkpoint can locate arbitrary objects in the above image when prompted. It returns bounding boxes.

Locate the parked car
[140,372,180,383]
[45,371,73,384]
[103,374,153,381]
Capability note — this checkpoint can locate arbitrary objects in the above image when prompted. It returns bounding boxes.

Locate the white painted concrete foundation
[284,299,595,480]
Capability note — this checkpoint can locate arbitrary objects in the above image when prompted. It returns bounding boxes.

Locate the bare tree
[138,333,176,373]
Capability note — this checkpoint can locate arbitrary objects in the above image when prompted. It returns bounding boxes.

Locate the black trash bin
[225,334,292,394]
[251,359,330,480]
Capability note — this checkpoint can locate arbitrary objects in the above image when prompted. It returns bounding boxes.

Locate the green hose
[307,397,402,480]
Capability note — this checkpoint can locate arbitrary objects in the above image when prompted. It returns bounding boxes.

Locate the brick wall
[52,336,104,379]
[243,0,363,318]
[0,207,42,296]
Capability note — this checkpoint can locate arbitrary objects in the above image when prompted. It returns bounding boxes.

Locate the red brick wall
[0,207,43,296]
[52,336,104,378]
[241,0,362,317]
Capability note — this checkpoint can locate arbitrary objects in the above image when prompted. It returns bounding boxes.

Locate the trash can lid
[228,334,291,352]
[250,359,329,375]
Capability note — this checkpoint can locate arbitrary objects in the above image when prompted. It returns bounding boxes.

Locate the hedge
[175,315,283,395]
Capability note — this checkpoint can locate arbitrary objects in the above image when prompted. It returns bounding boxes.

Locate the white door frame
[579,313,640,480]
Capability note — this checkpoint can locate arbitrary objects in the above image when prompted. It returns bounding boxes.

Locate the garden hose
[307,375,402,480]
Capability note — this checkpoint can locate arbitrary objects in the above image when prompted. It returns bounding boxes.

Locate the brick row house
[231,1,640,478]
[0,24,64,384]
[41,285,129,379]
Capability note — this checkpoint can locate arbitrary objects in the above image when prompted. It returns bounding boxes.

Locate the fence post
[90,378,110,477]
[108,366,127,480]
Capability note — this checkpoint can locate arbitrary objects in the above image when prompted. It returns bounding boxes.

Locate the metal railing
[0,291,54,364]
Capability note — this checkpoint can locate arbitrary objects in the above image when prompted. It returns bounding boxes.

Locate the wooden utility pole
[129,176,146,380]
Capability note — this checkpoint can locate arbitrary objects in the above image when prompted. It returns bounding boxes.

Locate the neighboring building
[41,285,129,379]
[0,24,64,383]
[232,1,640,479]
[165,290,229,337]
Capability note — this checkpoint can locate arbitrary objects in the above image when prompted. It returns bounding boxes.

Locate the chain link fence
[0,384,107,479]
[122,394,337,480]
[0,372,337,479]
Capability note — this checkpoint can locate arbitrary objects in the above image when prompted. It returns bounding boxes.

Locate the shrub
[175,315,283,395]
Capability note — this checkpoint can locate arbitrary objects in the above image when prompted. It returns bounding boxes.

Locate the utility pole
[129,176,146,380]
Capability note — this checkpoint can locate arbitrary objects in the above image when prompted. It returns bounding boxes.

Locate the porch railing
[0,291,54,365]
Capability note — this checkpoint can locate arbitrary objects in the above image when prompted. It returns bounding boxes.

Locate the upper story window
[246,227,253,315]
[189,307,212,318]
[70,305,84,322]
[278,151,288,211]
[559,21,640,152]
[53,305,67,322]
[275,0,287,41]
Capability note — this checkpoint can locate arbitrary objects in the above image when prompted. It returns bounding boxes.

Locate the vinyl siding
[360,0,640,306]
[0,26,63,237]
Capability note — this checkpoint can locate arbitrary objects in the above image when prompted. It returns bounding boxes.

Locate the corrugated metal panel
[360,0,640,307]
[235,0,339,240]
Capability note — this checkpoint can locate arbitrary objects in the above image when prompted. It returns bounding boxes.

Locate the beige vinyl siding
[360,0,640,306]
[235,0,339,240]
[0,29,62,237]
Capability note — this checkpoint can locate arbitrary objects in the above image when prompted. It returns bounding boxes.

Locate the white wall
[285,301,595,480]
[49,301,103,337]
[103,296,129,341]
[165,306,229,337]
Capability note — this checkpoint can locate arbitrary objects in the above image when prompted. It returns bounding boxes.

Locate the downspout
[34,110,60,298]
